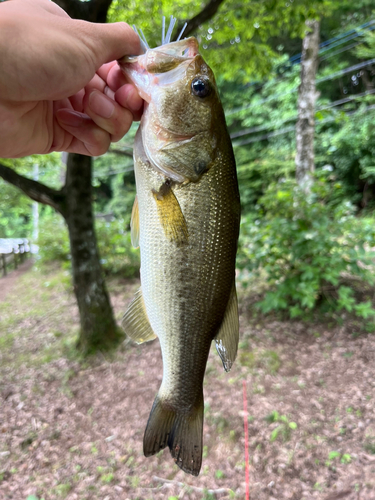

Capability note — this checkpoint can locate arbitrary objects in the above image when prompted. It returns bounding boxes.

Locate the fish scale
[120,31,240,476]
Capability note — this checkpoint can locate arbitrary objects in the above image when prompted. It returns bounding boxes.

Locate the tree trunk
[64,154,123,353]
[295,20,320,192]
[55,0,122,353]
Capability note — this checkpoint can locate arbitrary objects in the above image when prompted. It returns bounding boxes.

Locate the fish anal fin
[152,183,188,244]
[131,195,140,248]
[214,282,239,372]
[121,288,157,344]
[144,392,203,476]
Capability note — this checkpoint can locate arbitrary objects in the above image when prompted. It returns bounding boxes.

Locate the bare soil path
[0,259,33,303]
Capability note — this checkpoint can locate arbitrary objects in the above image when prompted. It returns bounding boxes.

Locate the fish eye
[191,77,211,98]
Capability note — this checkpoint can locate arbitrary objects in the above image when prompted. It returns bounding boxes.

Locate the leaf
[328,451,340,460]
[354,301,375,319]
[341,453,351,464]
[270,426,281,442]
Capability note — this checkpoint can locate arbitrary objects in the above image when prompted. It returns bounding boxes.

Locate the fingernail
[57,110,84,127]
[89,90,115,119]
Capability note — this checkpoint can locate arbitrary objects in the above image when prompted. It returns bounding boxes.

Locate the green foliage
[355,30,375,58]
[215,469,225,479]
[0,154,61,238]
[265,410,298,442]
[0,181,32,238]
[108,0,335,80]
[316,100,375,208]
[96,218,140,277]
[37,210,70,264]
[37,212,139,278]
[326,450,351,466]
[238,174,375,321]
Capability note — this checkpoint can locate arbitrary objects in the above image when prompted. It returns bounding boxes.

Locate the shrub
[96,218,140,278]
[37,211,70,263]
[37,212,139,278]
[238,174,375,322]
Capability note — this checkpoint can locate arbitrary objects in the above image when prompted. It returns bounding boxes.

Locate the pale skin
[0,0,144,158]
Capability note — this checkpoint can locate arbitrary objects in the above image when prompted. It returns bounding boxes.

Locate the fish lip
[118,37,200,100]
[119,37,199,65]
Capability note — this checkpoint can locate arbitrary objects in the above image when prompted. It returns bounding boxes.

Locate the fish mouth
[118,37,200,102]
[119,37,199,69]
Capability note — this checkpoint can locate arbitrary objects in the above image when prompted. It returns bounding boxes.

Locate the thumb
[83,21,142,67]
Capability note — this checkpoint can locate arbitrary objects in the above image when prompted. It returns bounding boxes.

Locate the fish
[119,17,241,476]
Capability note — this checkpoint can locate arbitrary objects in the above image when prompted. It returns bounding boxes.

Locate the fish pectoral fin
[130,195,140,248]
[121,288,157,344]
[152,182,188,244]
[144,392,204,477]
[214,282,239,372]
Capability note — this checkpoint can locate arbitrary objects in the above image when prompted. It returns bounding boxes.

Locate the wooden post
[13,248,18,270]
[1,254,6,276]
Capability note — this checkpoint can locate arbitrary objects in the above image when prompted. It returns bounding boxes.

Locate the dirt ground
[0,260,33,302]
[1,263,375,500]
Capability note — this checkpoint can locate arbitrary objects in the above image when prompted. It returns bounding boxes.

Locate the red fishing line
[243,379,250,500]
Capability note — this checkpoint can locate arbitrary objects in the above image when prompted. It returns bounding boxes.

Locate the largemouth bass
[119,20,241,476]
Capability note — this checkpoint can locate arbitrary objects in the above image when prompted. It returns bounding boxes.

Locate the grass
[238,345,281,374]
[0,265,79,370]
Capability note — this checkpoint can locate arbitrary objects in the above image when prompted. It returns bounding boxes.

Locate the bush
[37,211,70,263]
[38,213,139,278]
[238,174,375,323]
[96,218,140,278]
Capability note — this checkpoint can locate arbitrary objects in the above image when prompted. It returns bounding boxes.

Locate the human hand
[0,0,144,158]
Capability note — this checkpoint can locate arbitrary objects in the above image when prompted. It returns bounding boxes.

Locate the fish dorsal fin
[152,182,188,244]
[121,288,157,344]
[131,195,140,248]
[214,282,239,372]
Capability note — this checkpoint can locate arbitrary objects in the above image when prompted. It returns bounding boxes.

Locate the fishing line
[176,22,188,42]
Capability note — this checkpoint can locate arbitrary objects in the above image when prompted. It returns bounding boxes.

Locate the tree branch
[0,163,66,216]
[53,0,112,22]
[174,0,227,40]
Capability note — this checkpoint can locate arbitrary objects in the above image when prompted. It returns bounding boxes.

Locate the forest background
[2,1,375,499]
[2,0,375,347]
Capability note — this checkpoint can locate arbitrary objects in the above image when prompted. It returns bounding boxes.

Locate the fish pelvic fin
[143,393,204,476]
[121,288,157,344]
[152,181,188,245]
[214,281,239,372]
[130,195,140,248]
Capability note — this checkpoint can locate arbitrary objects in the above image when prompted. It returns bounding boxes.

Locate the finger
[85,73,106,95]
[115,85,143,121]
[69,89,85,113]
[96,62,118,84]
[55,109,111,156]
[84,73,115,103]
[20,0,70,18]
[83,90,134,142]
[98,63,129,92]
[79,21,141,67]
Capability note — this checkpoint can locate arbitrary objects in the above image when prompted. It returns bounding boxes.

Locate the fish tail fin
[143,393,204,476]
